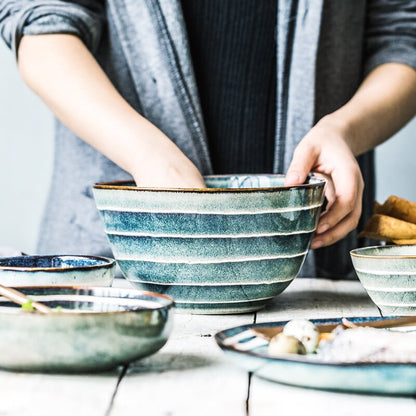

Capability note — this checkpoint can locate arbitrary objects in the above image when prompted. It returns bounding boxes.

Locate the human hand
[284,116,364,249]
[17,35,206,190]
[130,132,206,189]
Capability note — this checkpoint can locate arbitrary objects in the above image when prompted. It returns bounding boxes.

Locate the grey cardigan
[1,0,416,278]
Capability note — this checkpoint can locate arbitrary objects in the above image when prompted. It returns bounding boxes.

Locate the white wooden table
[0,278,415,416]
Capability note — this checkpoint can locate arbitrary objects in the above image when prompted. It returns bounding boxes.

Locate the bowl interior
[94,174,325,191]
[0,287,174,314]
[204,174,324,189]
[0,255,115,271]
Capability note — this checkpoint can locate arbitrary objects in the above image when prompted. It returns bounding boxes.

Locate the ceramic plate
[215,316,416,395]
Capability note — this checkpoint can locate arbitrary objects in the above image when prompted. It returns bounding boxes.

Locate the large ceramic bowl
[0,255,115,287]
[0,287,174,372]
[351,245,416,316]
[93,174,325,314]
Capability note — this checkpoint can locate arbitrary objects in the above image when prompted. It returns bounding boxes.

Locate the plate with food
[215,316,416,395]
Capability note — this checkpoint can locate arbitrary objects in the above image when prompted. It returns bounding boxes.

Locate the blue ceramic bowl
[351,245,416,316]
[93,174,325,314]
[0,255,115,287]
[0,286,173,372]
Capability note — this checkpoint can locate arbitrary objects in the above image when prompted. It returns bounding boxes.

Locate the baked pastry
[374,195,416,224]
[359,196,416,244]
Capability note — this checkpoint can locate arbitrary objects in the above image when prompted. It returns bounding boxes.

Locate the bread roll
[392,239,416,245]
[358,214,416,241]
[375,195,416,224]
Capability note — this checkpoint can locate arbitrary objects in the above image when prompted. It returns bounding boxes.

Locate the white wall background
[0,42,54,254]
[0,41,415,254]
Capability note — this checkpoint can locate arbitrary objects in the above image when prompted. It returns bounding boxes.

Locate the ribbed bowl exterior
[93,175,325,314]
[351,245,416,316]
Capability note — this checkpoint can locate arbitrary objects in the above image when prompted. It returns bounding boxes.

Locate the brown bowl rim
[350,244,416,260]
[0,286,174,315]
[93,174,326,193]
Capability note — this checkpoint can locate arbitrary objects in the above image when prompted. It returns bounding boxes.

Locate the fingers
[284,141,317,186]
[311,206,361,249]
[312,172,336,213]
[132,136,207,188]
[312,164,364,248]
[286,117,366,249]
[134,164,206,188]
[285,139,362,249]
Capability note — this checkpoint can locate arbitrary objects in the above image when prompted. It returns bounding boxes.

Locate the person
[1,0,415,278]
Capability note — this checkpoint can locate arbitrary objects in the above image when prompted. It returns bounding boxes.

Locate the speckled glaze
[0,255,116,287]
[216,316,416,395]
[93,175,325,314]
[0,287,173,373]
[351,245,416,316]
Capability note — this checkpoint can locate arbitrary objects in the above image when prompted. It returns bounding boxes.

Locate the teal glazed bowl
[0,287,174,372]
[0,255,115,287]
[351,245,416,316]
[216,317,416,395]
[93,175,325,314]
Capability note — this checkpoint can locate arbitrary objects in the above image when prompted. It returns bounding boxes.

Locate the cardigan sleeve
[0,0,105,57]
[364,0,416,76]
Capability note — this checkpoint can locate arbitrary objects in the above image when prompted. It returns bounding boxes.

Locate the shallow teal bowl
[351,245,416,316]
[216,316,416,395]
[0,255,115,287]
[93,175,325,314]
[0,287,174,372]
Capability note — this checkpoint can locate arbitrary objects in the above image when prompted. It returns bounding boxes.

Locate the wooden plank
[256,278,379,322]
[0,370,122,416]
[111,312,254,416]
[249,377,416,416]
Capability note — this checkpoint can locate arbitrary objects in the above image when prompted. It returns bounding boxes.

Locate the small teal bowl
[351,245,416,316]
[93,174,325,314]
[0,255,115,287]
[0,287,174,372]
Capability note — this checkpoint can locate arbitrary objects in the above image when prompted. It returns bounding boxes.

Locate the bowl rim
[0,255,116,272]
[93,174,326,193]
[0,286,175,315]
[350,244,416,260]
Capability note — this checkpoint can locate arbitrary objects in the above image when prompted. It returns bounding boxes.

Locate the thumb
[284,141,316,186]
